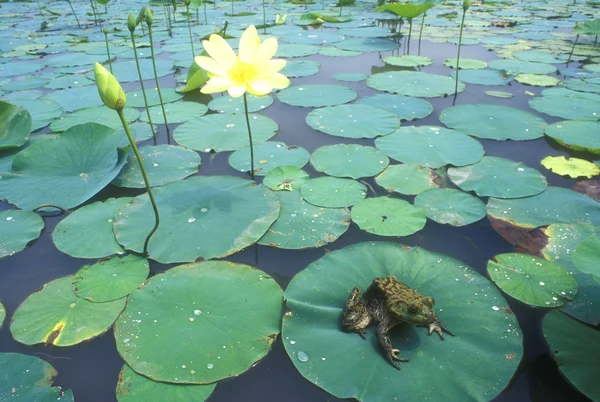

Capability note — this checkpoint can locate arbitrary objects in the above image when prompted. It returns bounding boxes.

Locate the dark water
[0,22,592,402]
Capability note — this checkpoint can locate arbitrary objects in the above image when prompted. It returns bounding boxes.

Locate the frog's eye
[409,304,420,314]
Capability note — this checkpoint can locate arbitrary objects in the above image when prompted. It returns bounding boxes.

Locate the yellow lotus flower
[194,25,289,98]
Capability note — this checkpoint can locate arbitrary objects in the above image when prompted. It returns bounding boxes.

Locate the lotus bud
[462,0,471,10]
[136,6,147,25]
[103,25,109,34]
[127,12,136,32]
[145,8,153,26]
[94,62,126,111]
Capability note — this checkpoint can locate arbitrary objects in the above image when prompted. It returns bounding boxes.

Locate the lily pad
[515,74,560,87]
[415,188,486,227]
[544,120,600,155]
[300,177,366,208]
[367,71,464,98]
[488,59,557,75]
[333,72,368,82]
[49,106,140,132]
[258,190,350,249]
[375,164,441,195]
[543,310,600,401]
[114,176,280,263]
[52,197,132,259]
[173,113,278,152]
[572,235,600,280]
[140,101,208,124]
[334,38,399,52]
[280,60,320,78]
[485,91,513,99]
[383,55,433,67]
[283,242,522,402]
[0,100,31,150]
[73,255,149,302]
[440,104,547,141]
[449,69,513,86]
[208,94,274,114]
[126,87,183,108]
[0,302,4,328]
[374,126,485,168]
[529,88,600,121]
[487,187,600,245]
[306,104,400,139]
[11,276,126,346]
[263,166,310,192]
[9,98,63,132]
[0,123,127,210]
[228,142,310,176]
[357,94,433,121]
[443,58,487,69]
[112,145,201,188]
[277,84,357,108]
[487,253,577,307]
[114,261,283,384]
[351,197,426,236]
[447,156,548,198]
[0,353,73,401]
[0,210,44,259]
[310,144,389,179]
[116,364,216,402]
[541,156,600,179]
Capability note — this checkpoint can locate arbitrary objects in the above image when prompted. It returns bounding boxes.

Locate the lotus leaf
[351,197,426,236]
[0,302,4,328]
[375,2,434,19]
[310,144,389,179]
[415,188,486,227]
[126,87,183,107]
[544,120,600,155]
[367,71,465,97]
[0,100,31,149]
[515,74,560,87]
[375,164,441,195]
[275,44,320,58]
[283,242,522,402]
[114,261,283,384]
[208,94,274,113]
[488,59,557,74]
[0,123,127,210]
[383,55,433,67]
[10,98,63,132]
[357,94,433,121]
[11,276,126,346]
[49,106,140,132]
[443,58,487,69]
[228,141,310,176]
[307,104,400,139]
[300,177,366,208]
[572,235,600,281]
[529,88,600,121]
[513,50,561,64]
[0,210,44,259]
[333,38,399,52]
[140,101,208,124]
[485,91,513,98]
[43,85,104,112]
[449,69,513,86]
[278,84,357,108]
[541,156,600,179]
[262,166,310,192]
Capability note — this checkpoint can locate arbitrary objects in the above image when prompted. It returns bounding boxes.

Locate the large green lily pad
[208,94,274,114]
[367,71,464,98]
[306,104,400,139]
[544,120,600,155]
[0,100,31,150]
[0,210,44,259]
[447,156,548,198]
[357,94,433,121]
[140,101,208,125]
[415,188,486,227]
[375,164,441,195]
[263,166,310,192]
[73,255,149,303]
[49,106,140,132]
[488,59,557,74]
[573,235,600,280]
[374,126,484,168]
[529,88,600,121]
[439,104,547,141]
[0,123,127,210]
[0,353,74,401]
[9,98,62,132]
[114,176,280,263]
[487,253,577,308]
[116,364,216,402]
[310,144,389,179]
[300,177,366,208]
[11,276,126,346]
[258,190,350,249]
[351,197,426,236]
[283,242,522,402]
[487,187,600,245]
[277,84,357,108]
[114,261,283,384]
[543,310,600,401]
[228,142,310,176]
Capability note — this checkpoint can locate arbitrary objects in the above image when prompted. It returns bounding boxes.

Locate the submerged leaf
[541,156,600,179]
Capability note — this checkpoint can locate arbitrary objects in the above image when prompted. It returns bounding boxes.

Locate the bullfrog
[342,275,454,369]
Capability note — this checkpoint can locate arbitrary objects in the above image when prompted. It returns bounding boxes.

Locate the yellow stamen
[229,61,257,86]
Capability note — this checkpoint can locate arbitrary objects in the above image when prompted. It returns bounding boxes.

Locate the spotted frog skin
[342,275,454,369]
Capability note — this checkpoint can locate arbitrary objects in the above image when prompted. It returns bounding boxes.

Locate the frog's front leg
[376,321,408,370]
[342,287,371,339]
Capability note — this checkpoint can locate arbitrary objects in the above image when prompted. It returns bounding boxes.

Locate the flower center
[229,61,257,86]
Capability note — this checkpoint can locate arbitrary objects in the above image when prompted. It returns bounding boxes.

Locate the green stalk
[196,8,199,24]
[339,0,343,17]
[116,109,160,258]
[147,24,171,144]
[407,18,412,55]
[130,31,158,143]
[204,0,208,24]
[418,12,426,56]
[103,29,113,73]
[454,8,467,100]
[89,0,99,25]
[66,0,81,28]
[262,0,266,34]
[186,4,196,58]
[243,92,255,181]
[566,34,579,65]
[231,0,234,16]
[36,0,43,15]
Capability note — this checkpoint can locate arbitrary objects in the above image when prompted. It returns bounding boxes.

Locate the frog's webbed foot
[377,322,407,370]
[427,320,455,340]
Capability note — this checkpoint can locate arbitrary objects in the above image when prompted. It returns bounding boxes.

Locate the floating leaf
[488,59,557,75]
[375,164,441,195]
[541,156,600,179]
[11,276,126,346]
[515,74,560,87]
[262,166,310,192]
[529,88,600,121]
[50,106,140,132]
[357,94,433,121]
[126,87,183,107]
[140,101,208,124]
[415,188,486,227]
[375,2,433,19]
[544,120,600,155]
[485,91,513,99]
[73,255,149,302]
[258,190,350,249]
[367,71,464,98]
[280,60,320,78]
[443,58,487,69]
[487,253,577,307]
[449,69,513,86]
[310,144,389,179]
[384,55,433,67]
[351,197,426,236]
[306,104,400,139]
[300,177,366,208]
[0,301,4,328]
[176,60,209,93]
[10,98,62,132]
[283,242,522,402]
[114,261,283,384]
[228,142,309,176]
[0,100,31,150]
[543,310,600,401]
[0,210,44,259]
[572,235,600,281]
[277,84,357,108]
[208,94,273,113]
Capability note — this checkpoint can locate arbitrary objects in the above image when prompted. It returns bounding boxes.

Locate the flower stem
[130,31,158,144]
[204,0,208,24]
[243,92,255,181]
[418,12,426,56]
[566,34,579,65]
[104,29,113,73]
[407,18,412,55]
[454,8,467,101]
[147,25,171,144]
[89,0,99,25]
[117,109,160,258]
[66,0,81,28]
[262,0,266,34]
[186,4,195,58]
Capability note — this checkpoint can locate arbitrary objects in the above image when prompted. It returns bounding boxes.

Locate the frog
[342,275,454,369]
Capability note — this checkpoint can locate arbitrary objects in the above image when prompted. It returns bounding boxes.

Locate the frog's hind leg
[376,321,408,370]
[342,287,371,339]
